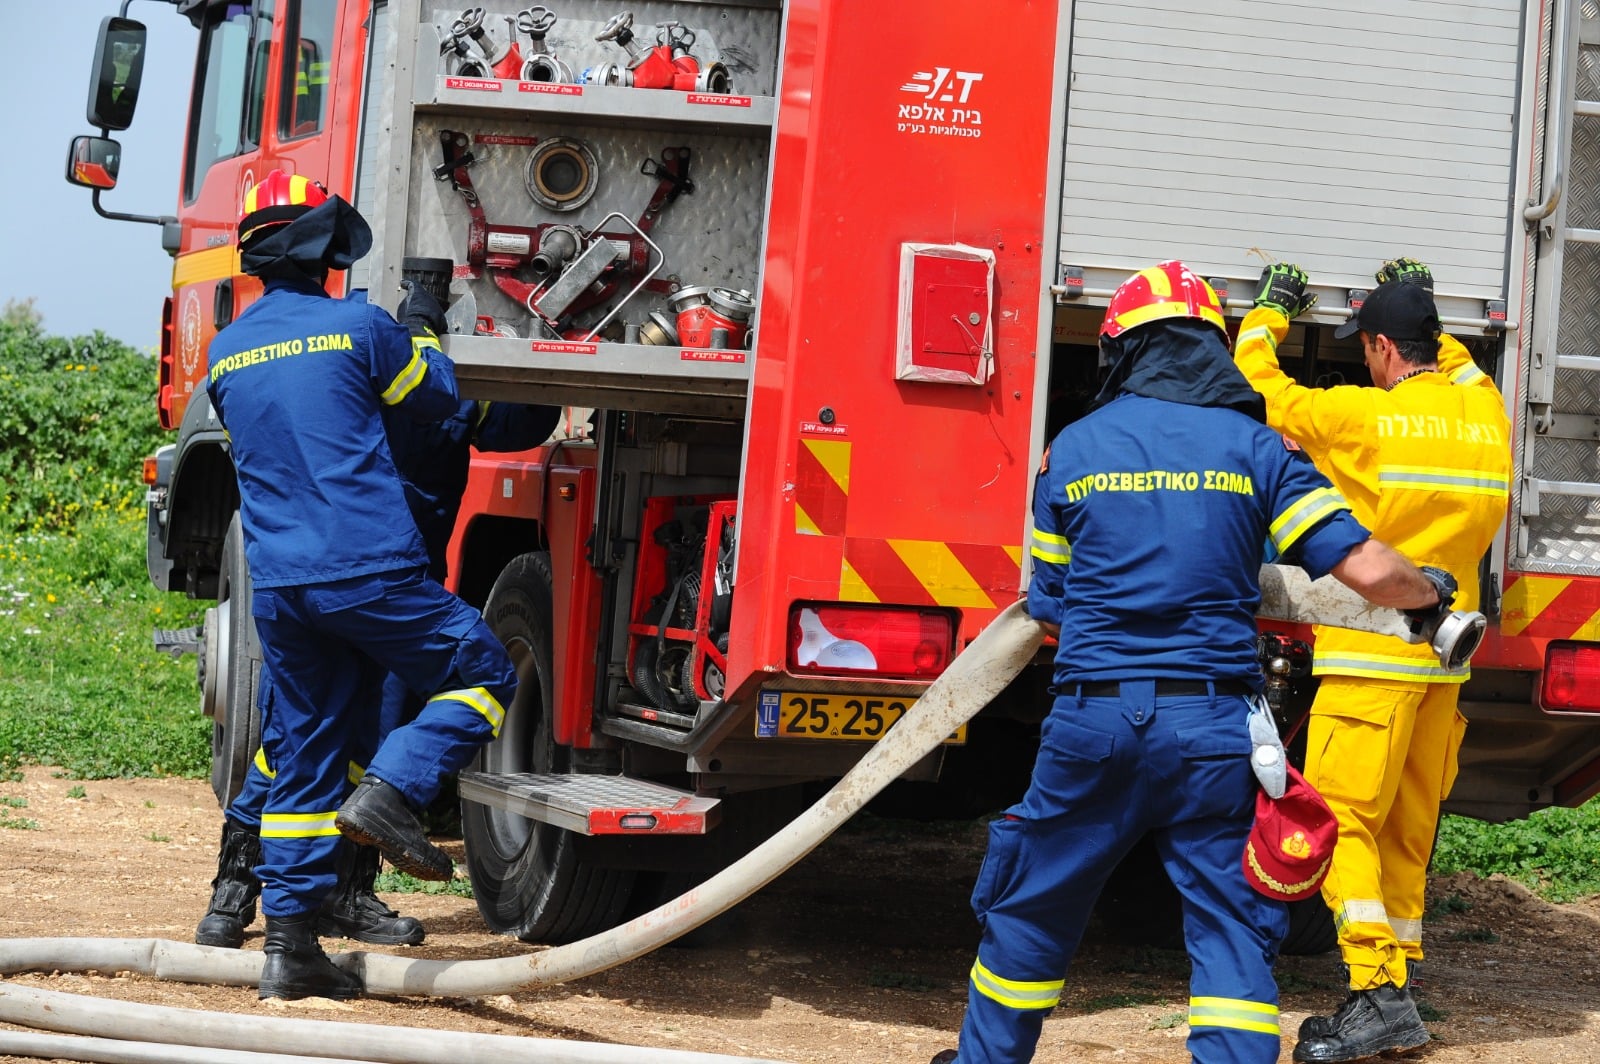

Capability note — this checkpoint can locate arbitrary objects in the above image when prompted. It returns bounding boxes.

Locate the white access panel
[1058,0,1525,305]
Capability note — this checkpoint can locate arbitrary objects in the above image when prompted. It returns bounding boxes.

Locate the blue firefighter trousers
[953,682,1288,1064]
[248,566,516,917]
[225,675,427,833]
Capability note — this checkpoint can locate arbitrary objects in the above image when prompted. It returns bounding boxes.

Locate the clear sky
[0,3,197,349]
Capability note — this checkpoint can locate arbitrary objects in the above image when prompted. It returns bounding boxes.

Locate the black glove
[398,279,447,338]
[1253,263,1317,319]
[1402,565,1458,640]
[1376,256,1434,295]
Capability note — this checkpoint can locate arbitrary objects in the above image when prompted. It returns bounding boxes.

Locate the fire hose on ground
[0,569,1482,1063]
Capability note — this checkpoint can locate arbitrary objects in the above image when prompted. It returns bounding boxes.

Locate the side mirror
[66,136,122,191]
[87,16,147,131]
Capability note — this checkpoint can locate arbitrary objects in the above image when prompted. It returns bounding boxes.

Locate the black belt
[1074,679,1253,699]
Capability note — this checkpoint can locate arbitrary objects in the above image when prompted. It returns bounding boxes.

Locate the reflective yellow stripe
[969,957,1062,1010]
[381,349,428,405]
[1142,266,1172,298]
[1030,528,1071,564]
[1377,466,1509,497]
[253,746,276,780]
[1313,650,1467,682]
[1113,300,1226,336]
[1236,324,1276,349]
[1189,996,1280,1035]
[1270,486,1349,553]
[243,182,260,216]
[1335,899,1390,932]
[348,761,365,786]
[1391,916,1423,944]
[260,811,341,838]
[172,246,241,287]
[1449,362,1485,385]
[289,174,310,204]
[427,685,506,737]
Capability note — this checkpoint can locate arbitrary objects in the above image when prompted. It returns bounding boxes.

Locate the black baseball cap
[1333,280,1441,341]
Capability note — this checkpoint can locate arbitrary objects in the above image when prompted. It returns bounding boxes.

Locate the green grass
[0,518,208,781]
[1434,804,1600,902]
[0,310,208,786]
[375,868,475,898]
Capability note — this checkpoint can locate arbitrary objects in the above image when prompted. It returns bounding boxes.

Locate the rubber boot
[194,818,261,949]
[335,776,453,881]
[1292,984,1429,1063]
[318,844,426,945]
[258,912,364,1001]
[929,1052,958,1064]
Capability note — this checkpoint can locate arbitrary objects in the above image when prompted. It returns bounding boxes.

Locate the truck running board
[456,771,721,836]
[152,626,201,659]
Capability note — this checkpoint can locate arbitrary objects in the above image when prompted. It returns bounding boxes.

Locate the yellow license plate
[756,691,966,744]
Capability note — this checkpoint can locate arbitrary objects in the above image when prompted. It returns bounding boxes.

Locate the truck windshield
[184,0,273,203]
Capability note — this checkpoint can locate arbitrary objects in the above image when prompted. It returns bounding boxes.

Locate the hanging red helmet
[1101,261,1228,343]
[238,171,329,245]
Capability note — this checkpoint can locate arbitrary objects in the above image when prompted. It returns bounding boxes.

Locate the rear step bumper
[457,771,721,835]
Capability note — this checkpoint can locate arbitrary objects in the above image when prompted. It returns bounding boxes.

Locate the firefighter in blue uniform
[205,171,518,1001]
[931,262,1454,1064]
[195,396,560,950]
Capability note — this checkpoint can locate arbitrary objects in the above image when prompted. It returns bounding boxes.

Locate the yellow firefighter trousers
[1303,676,1467,990]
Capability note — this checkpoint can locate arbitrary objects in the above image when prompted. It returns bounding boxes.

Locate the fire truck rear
[66,0,1600,947]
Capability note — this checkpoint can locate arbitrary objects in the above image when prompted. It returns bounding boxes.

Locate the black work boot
[195,819,262,949]
[929,1052,958,1064]
[318,844,426,946]
[259,912,364,1001]
[335,776,453,881]
[1299,962,1425,1041]
[1293,985,1429,1062]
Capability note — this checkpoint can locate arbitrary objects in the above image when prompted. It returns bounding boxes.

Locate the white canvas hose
[0,983,786,1064]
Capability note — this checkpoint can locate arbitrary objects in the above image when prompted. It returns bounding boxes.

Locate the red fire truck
[68,0,1600,948]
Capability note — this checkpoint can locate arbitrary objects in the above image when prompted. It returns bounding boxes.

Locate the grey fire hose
[0,574,1480,1060]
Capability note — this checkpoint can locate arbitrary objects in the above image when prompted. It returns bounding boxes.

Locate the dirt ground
[3,767,1600,1064]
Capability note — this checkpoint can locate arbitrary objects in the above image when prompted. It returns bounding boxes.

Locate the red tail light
[1541,642,1600,712]
[787,603,955,680]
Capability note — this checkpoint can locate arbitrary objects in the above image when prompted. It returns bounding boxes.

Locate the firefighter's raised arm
[1233,263,1366,452]
[370,281,460,423]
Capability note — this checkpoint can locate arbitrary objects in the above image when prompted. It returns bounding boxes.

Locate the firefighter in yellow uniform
[1233,260,1511,1063]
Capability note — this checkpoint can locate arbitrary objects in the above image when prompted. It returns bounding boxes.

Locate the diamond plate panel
[1580,2,1600,101]
[408,113,771,333]
[1571,56,1600,231]
[421,0,781,96]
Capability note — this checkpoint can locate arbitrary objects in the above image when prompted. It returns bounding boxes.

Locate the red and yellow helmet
[238,171,329,245]
[1101,261,1228,342]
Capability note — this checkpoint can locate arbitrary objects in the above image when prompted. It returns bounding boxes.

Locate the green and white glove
[1253,262,1317,319]
[1376,256,1434,295]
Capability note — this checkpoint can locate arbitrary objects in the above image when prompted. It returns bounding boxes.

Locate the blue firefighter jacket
[1028,393,1370,686]
[384,400,561,577]
[206,277,462,588]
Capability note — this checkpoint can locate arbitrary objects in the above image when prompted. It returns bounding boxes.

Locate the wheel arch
[161,391,238,600]
[453,513,546,609]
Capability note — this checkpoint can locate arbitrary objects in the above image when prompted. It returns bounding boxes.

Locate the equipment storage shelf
[418,72,777,134]
[372,0,781,416]
[445,334,751,418]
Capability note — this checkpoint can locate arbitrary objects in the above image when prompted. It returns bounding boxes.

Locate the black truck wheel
[1280,895,1338,955]
[462,551,636,943]
[202,513,262,809]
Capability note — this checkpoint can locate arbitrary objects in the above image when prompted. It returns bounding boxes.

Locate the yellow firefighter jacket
[1234,307,1512,683]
